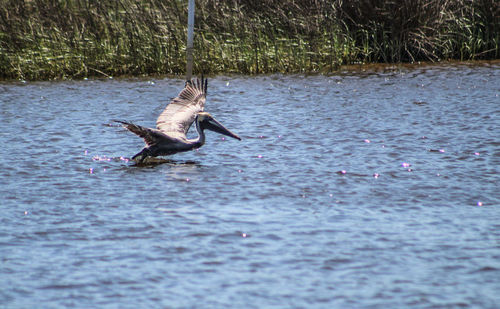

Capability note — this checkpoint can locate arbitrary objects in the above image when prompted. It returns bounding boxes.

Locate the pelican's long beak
[205,117,241,140]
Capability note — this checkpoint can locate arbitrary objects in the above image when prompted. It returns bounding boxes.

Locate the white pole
[186,0,195,80]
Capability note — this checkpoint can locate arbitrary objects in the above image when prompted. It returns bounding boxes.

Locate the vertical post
[186,0,195,81]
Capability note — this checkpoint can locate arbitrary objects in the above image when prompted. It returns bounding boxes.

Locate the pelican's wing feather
[114,120,174,146]
[156,78,207,135]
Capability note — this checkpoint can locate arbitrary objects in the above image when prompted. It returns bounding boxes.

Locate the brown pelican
[115,77,241,163]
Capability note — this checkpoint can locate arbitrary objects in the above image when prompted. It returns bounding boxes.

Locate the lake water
[1,62,499,308]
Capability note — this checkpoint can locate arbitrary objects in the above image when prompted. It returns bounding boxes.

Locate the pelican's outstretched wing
[156,77,207,136]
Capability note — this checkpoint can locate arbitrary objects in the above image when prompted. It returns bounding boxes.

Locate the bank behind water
[1,0,499,80]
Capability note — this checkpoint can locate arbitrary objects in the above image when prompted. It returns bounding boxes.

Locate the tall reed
[0,0,498,80]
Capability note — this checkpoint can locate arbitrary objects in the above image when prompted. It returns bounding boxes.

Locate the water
[1,63,499,308]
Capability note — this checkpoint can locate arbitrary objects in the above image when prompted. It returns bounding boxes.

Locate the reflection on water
[1,62,500,308]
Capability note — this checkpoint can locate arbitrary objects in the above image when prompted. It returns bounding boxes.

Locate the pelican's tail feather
[113,120,159,147]
[113,120,146,137]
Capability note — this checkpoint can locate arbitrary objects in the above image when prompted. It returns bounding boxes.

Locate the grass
[0,0,498,80]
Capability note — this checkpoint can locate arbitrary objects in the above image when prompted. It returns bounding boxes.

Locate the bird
[114,77,241,163]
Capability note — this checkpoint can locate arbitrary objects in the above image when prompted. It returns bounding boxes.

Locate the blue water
[1,62,499,308]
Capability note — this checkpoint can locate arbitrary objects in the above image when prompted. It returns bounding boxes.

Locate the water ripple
[1,63,500,308]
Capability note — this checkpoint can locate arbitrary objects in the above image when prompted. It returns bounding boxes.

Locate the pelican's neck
[191,117,206,148]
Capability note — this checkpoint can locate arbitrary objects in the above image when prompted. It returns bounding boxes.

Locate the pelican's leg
[132,147,151,163]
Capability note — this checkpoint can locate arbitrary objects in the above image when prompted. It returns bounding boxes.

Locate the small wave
[92,155,131,163]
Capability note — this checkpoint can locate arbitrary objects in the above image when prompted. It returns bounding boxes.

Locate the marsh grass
[0,0,498,80]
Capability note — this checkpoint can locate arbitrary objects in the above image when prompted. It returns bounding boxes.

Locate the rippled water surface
[1,63,499,308]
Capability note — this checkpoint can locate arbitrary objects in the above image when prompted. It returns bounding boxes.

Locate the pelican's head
[197,112,241,140]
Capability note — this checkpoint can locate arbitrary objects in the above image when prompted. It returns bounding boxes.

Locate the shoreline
[1,60,499,83]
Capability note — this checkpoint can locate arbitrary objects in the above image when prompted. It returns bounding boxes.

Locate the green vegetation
[1,0,498,80]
